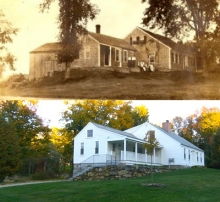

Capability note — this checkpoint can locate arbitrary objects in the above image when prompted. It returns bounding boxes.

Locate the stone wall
[73,165,170,181]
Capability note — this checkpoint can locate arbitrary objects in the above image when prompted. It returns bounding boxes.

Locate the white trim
[109,46,112,66]
[169,48,171,69]
[98,44,100,66]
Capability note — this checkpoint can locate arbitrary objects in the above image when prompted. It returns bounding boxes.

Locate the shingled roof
[153,125,203,151]
[88,32,136,51]
[30,42,63,53]
[138,27,195,54]
[31,31,136,54]
[91,122,143,142]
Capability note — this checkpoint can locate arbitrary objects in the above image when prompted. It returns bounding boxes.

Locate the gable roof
[91,122,143,142]
[30,32,137,54]
[138,27,195,54]
[30,42,63,53]
[88,32,137,51]
[153,125,203,151]
[125,122,203,151]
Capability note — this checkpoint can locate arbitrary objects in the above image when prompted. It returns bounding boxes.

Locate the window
[136,36,140,45]
[80,143,84,155]
[196,152,198,162]
[200,153,202,163]
[175,53,179,64]
[84,46,90,59]
[144,36,147,43]
[130,37,132,45]
[115,49,120,62]
[188,150,190,160]
[184,148,186,159]
[149,53,155,64]
[123,50,128,62]
[172,52,180,64]
[87,130,93,137]
[95,141,99,154]
[113,143,115,151]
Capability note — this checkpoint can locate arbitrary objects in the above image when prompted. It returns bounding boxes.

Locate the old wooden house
[29,25,197,80]
[124,27,197,71]
[29,25,137,80]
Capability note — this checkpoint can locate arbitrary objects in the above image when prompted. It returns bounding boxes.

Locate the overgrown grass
[1,168,220,202]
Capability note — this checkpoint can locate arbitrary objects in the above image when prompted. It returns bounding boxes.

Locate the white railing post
[124,139,126,161]
[135,142,137,163]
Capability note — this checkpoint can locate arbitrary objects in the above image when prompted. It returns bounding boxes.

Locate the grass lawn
[0,168,220,202]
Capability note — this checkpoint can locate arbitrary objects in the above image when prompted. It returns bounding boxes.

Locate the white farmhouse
[73,121,204,168]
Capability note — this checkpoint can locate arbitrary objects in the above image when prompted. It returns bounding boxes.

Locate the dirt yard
[0,69,220,100]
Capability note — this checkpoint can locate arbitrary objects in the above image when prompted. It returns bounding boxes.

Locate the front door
[104,47,110,66]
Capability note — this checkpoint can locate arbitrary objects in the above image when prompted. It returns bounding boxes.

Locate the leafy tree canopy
[0,10,18,77]
[62,100,149,135]
[40,0,99,64]
[141,0,220,71]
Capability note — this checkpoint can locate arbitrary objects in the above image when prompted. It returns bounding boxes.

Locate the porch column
[153,148,156,164]
[135,142,137,162]
[98,44,100,67]
[124,139,126,161]
[109,47,112,67]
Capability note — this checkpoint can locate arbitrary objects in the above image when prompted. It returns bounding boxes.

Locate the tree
[0,10,18,77]
[40,0,99,78]
[171,106,220,167]
[0,100,50,174]
[62,100,149,135]
[50,127,73,172]
[0,114,21,181]
[210,128,220,168]
[141,0,220,72]
[142,130,159,183]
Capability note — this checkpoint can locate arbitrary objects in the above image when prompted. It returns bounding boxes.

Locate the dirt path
[0,180,67,189]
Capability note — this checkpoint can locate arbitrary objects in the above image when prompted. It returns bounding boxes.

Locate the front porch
[107,139,163,166]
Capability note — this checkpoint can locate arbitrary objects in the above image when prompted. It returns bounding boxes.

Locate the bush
[31,171,57,180]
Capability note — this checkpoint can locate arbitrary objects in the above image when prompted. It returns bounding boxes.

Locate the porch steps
[72,167,93,178]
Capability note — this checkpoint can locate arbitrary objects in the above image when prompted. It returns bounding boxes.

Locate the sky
[36,100,220,128]
[1,0,146,78]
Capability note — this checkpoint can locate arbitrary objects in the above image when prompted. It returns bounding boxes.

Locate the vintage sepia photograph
[1,1,220,201]
[0,0,220,99]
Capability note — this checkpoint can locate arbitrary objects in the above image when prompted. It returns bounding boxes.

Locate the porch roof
[89,32,137,51]
[91,122,144,142]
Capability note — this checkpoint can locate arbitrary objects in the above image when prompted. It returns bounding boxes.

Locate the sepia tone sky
[2,0,146,78]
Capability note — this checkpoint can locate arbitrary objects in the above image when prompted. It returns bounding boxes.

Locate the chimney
[162,120,171,133]
[96,24,101,34]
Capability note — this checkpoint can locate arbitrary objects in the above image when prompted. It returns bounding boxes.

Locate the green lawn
[1,168,220,202]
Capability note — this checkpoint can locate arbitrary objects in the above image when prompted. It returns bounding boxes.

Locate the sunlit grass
[0,168,220,202]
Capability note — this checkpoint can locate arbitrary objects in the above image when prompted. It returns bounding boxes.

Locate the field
[1,69,220,99]
[0,168,220,202]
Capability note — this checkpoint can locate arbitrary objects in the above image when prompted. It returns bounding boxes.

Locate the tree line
[0,100,148,181]
[171,107,220,168]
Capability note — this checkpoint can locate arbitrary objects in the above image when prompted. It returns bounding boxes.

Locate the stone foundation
[73,165,170,181]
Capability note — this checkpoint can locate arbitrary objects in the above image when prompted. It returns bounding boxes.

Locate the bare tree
[142,130,159,183]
